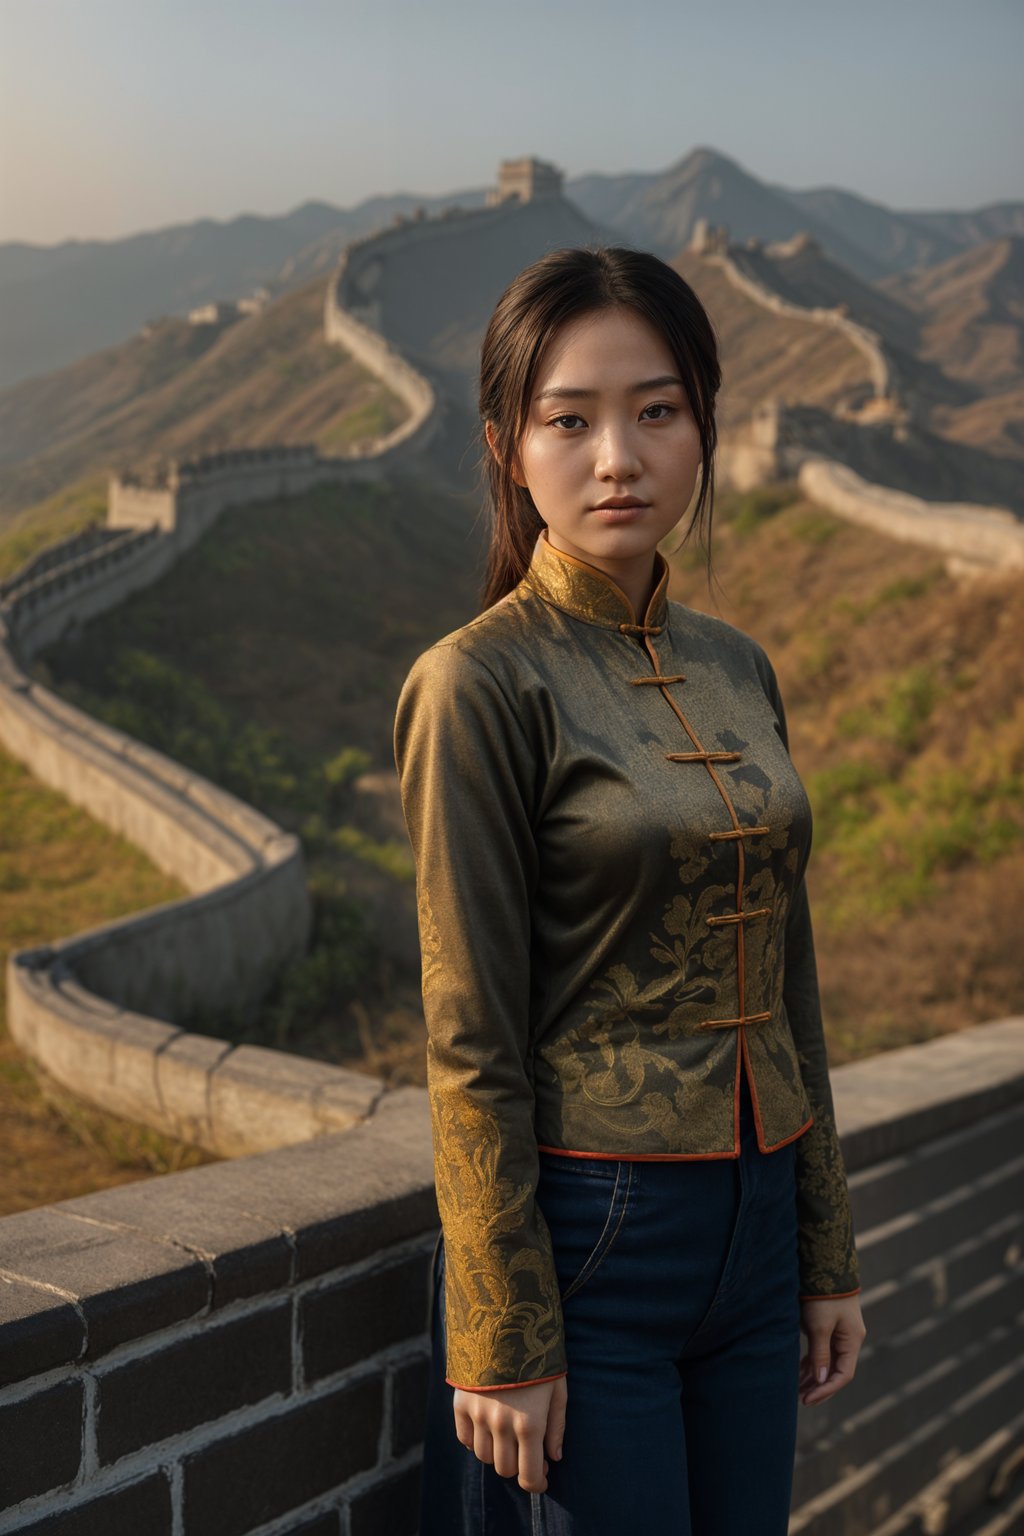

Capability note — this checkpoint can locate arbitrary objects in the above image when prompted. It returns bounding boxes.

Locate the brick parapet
[2,1026,1022,1532]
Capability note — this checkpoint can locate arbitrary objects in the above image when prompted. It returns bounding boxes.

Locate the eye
[547,413,587,431]
[641,403,676,421]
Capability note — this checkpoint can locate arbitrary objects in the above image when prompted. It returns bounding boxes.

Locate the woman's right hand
[453,1375,567,1494]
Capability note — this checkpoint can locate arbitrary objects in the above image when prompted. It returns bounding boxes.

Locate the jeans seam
[559,1160,626,1302]
[563,1161,633,1301]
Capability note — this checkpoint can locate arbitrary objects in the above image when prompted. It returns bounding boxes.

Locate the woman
[393,246,866,1535]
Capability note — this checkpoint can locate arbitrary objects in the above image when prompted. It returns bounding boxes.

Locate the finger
[546,1396,567,1463]
[803,1366,854,1404]
[491,1424,520,1481]
[517,1426,548,1494]
[804,1331,833,1387]
[798,1342,832,1402]
[473,1424,495,1466]
[832,1337,861,1376]
[453,1403,475,1452]
[521,1459,550,1496]
[801,1358,855,1405]
[807,1341,859,1398]
[798,1347,828,1389]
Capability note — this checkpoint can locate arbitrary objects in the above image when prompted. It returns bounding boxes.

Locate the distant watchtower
[486,156,563,206]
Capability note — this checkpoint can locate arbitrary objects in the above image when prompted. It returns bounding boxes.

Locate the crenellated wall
[322,275,437,454]
[714,400,1024,576]
[797,456,1024,574]
[690,221,895,402]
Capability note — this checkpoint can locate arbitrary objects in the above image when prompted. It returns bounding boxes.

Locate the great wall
[1,171,1022,1534]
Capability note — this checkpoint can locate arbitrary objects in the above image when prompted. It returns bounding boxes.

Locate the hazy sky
[2,0,1020,247]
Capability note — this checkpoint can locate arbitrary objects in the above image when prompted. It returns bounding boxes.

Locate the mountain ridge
[3,145,1020,390]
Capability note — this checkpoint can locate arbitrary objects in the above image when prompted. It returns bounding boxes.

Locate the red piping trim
[740,1029,816,1151]
[535,1121,815,1162]
[445,1370,568,1392]
[538,1143,743,1161]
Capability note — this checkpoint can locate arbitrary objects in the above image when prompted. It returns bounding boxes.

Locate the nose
[594,420,642,483]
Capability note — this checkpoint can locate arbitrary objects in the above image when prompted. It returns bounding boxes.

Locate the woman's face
[492,305,703,583]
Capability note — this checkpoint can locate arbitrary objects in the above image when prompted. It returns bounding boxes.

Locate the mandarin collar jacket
[394,528,861,1392]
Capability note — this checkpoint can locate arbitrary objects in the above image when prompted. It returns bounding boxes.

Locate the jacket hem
[756,1114,814,1153]
[535,1112,814,1161]
[738,1031,816,1153]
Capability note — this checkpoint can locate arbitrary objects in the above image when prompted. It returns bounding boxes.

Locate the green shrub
[728,483,795,538]
[884,666,938,752]
[837,666,937,753]
[332,824,415,882]
[805,759,887,847]
[260,888,375,1049]
[789,510,840,544]
[323,747,373,809]
[812,759,1024,923]
[57,648,308,812]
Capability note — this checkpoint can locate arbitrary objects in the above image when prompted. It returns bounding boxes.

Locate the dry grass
[0,748,216,1216]
[676,483,1024,1062]
[0,270,407,526]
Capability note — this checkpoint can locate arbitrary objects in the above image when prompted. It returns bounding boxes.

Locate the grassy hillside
[674,483,1024,1058]
[0,747,215,1216]
[26,470,481,1082]
[0,473,109,581]
[673,252,874,431]
[0,270,407,524]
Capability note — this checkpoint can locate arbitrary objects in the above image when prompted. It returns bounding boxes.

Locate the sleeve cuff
[446,1370,569,1393]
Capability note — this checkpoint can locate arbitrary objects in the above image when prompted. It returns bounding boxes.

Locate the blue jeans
[420,1072,802,1535]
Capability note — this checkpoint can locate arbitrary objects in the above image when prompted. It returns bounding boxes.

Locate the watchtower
[486,156,563,206]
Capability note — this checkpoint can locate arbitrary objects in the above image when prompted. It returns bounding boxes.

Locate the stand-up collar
[520,528,670,634]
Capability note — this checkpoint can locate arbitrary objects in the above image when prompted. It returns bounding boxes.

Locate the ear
[485,420,528,488]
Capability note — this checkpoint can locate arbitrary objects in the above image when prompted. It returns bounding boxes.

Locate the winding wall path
[0,237,443,1152]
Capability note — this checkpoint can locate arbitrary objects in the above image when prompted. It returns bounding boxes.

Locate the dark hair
[476,245,722,611]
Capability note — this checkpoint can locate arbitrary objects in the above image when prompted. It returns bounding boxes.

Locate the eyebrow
[534,375,685,402]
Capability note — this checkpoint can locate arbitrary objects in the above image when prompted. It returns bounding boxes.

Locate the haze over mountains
[3,146,1023,392]
[3,142,1022,541]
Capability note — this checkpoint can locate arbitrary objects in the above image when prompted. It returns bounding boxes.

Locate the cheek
[519,436,574,490]
[660,424,703,481]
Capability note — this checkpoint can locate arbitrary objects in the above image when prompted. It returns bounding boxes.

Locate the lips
[592,497,648,510]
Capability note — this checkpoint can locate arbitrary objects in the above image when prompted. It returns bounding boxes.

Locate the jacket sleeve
[757,647,862,1301]
[393,639,568,1390]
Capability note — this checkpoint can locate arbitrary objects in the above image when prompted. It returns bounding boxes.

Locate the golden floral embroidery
[793,1107,861,1295]
[429,1082,566,1387]
[416,885,444,999]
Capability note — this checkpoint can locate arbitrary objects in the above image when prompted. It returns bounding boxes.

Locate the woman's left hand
[798,1295,867,1406]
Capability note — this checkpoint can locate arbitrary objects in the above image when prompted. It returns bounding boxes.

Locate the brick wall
[2,1023,1022,1534]
[0,1090,438,1536]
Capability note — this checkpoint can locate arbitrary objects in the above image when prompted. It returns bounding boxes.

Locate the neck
[619,555,660,625]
